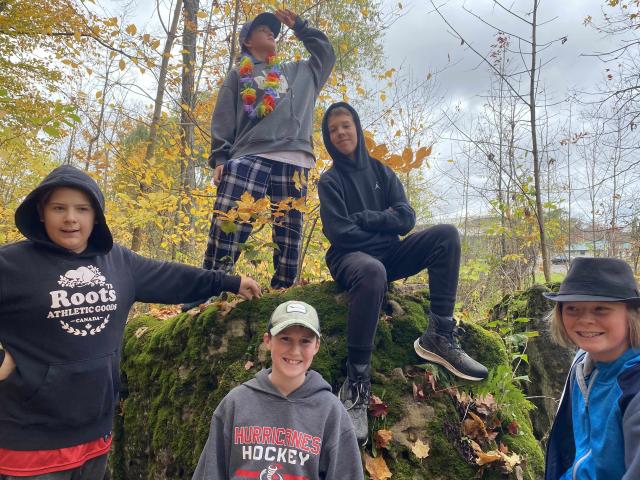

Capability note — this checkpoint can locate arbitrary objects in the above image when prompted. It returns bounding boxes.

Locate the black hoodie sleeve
[124,249,241,304]
[350,173,416,235]
[293,17,336,91]
[318,177,396,250]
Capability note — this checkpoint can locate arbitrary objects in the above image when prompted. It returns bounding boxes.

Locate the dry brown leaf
[499,451,521,471]
[425,371,437,391]
[476,450,502,466]
[244,360,254,371]
[364,453,393,480]
[411,439,430,459]
[374,429,393,450]
[218,298,241,317]
[412,382,425,401]
[475,393,497,416]
[463,411,490,443]
[369,395,389,418]
[515,465,524,480]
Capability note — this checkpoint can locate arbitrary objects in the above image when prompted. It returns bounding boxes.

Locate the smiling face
[244,25,276,57]
[264,325,320,395]
[327,111,358,160]
[41,187,96,254]
[562,301,630,362]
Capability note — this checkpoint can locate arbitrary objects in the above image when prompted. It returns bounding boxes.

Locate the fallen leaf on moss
[411,439,430,459]
[507,420,520,435]
[364,453,392,480]
[475,393,497,416]
[369,395,389,418]
[218,299,241,317]
[476,450,502,466]
[463,411,497,443]
[374,429,393,449]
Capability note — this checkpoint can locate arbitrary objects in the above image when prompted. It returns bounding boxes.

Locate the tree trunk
[130,0,183,252]
[173,0,199,261]
[529,0,550,282]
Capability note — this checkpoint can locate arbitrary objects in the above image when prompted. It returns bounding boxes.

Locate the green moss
[113,282,546,479]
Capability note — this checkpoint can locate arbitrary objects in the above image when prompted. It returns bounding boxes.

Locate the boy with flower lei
[184,10,335,310]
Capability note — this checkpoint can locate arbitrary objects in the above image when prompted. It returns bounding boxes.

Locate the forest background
[2,0,639,319]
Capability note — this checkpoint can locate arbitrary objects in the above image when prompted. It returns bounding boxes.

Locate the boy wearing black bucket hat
[192,301,363,480]
[184,9,335,311]
[544,257,640,480]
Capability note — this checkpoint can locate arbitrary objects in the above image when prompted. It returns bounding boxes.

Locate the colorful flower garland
[239,53,281,119]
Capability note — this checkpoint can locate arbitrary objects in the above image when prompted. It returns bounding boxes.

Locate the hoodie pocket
[22,351,120,428]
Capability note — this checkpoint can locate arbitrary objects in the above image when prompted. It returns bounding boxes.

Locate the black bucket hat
[543,257,640,304]
[239,12,281,51]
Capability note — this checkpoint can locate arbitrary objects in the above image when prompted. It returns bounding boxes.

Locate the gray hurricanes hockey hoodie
[208,17,336,168]
[192,369,363,480]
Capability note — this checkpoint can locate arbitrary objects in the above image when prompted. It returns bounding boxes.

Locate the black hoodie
[317,102,416,267]
[0,165,241,450]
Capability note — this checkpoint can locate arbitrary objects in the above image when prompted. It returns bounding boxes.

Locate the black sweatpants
[328,224,461,365]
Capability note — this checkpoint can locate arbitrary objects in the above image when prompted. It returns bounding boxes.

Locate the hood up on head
[321,102,372,172]
[14,165,113,255]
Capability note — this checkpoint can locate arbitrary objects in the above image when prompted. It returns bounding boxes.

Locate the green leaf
[514,317,531,323]
[220,221,237,234]
[522,331,540,338]
[68,113,81,123]
[43,126,61,138]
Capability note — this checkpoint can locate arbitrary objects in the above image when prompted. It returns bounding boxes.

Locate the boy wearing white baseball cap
[192,301,363,479]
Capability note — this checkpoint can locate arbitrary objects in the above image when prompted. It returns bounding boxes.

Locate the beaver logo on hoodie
[47,265,118,336]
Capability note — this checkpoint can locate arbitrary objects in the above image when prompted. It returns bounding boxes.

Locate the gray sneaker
[338,362,371,445]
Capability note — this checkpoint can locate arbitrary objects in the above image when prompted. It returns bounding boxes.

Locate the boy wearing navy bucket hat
[192,301,363,480]
[544,257,640,480]
[183,8,336,311]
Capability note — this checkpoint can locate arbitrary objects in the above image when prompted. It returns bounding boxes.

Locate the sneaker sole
[413,339,485,382]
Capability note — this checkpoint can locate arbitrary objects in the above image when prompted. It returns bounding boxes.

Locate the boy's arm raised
[277,9,336,91]
[209,70,239,169]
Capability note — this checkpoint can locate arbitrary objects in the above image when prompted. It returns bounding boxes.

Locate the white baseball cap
[268,301,320,337]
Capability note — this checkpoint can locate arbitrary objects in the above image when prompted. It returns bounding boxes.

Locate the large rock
[488,284,575,446]
[111,282,545,479]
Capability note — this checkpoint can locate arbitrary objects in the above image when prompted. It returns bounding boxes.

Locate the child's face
[264,325,320,383]
[244,25,276,55]
[562,301,630,362]
[41,187,95,254]
[327,112,358,159]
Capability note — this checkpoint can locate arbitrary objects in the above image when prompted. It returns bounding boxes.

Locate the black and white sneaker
[414,331,488,381]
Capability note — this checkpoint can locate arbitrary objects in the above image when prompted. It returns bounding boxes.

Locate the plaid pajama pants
[203,155,308,288]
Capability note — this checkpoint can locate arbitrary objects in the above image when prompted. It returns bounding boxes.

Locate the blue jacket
[545,348,640,480]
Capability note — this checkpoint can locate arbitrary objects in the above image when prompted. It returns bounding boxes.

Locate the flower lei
[239,53,281,119]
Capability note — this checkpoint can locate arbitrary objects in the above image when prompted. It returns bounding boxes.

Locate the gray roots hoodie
[192,369,363,480]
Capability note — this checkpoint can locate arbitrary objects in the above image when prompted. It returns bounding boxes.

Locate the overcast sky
[377,0,627,221]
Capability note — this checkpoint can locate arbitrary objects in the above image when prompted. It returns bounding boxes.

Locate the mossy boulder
[111,282,545,479]
[488,283,574,446]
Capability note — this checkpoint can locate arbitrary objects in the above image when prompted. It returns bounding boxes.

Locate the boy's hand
[275,9,298,29]
[0,350,16,381]
[213,165,224,186]
[237,276,262,300]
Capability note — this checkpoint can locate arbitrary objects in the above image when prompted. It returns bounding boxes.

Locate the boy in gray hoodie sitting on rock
[191,301,363,480]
